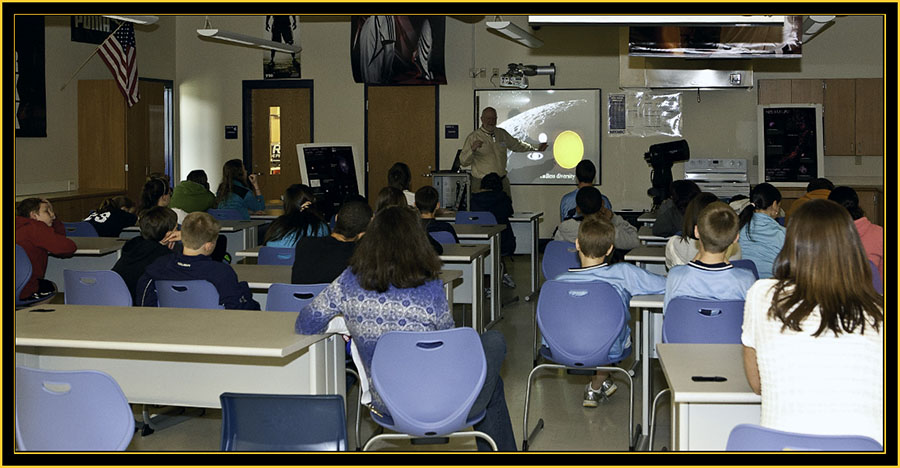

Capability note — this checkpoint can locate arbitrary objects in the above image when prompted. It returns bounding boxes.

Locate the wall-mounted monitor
[297,143,363,218]
[474,88,601,185]
[757,104,824,187]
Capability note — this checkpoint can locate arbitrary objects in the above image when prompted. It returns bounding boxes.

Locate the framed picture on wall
[757,104,824,188]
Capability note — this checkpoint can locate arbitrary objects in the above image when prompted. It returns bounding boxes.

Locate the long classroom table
[45,237,127,293]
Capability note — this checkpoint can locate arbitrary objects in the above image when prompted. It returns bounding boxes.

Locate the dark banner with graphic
[351,15,446,85]
[16,15,46,138]
[71,15,119,44]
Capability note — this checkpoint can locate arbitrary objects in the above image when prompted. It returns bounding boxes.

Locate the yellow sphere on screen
[553,131,584,169]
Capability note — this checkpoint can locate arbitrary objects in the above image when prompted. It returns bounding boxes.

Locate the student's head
[738,183,782,231]
[827,186,864,220]
[480,173,503,192]
[771,199,882,337]
[806,177,834,193]
[186,169,210,190]
[349,205,442,292]
[387,162,412,191]
[415,185,440,214]
[480,107,498,131]
[670,179,701,214]
[98,195,136,214]
[575,186,604,216]
[575,160,596,185]
[333,200,373,239]
[680,192,720,241]
[695,201,740,254]
[181,212,221,251]
[374,186,407,213]
[282,184,317,215]
[140,178,170,212]
[217,159,249,203]
[138,206,178,242]
[576,217,616,261]
[17,198,54,226]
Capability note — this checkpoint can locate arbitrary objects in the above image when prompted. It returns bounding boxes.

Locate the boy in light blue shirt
[665,201,757,311]
[554,217,666,407]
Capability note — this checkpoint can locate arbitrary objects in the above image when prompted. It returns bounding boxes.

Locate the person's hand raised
[471,140,484,151]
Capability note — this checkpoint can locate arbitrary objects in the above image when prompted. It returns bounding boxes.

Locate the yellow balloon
[552,130,584,169]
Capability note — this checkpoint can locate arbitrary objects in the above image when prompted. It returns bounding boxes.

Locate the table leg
[485,233,501,329]
[473,255,484,333]
[641,307,651,440]
[525,218,539,301]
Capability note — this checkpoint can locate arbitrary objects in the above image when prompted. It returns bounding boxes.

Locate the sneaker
[502,273,517,289]
[582,378,618,407]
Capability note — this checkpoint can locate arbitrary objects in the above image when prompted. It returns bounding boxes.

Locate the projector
[500,74,528,89]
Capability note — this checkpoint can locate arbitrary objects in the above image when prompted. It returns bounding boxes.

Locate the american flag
[98,22,139,107]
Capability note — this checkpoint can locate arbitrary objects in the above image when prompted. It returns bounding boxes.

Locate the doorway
[242,80,314,203]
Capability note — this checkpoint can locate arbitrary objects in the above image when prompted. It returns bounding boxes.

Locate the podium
[431,171,470,212]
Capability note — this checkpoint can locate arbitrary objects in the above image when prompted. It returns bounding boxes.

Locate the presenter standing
[460,107,547,197]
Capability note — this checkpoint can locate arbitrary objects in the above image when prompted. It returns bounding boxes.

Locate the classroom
[14,11,887,455]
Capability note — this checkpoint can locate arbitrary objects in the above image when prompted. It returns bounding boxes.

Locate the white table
[438,244,489,332]
[657,343,761,451]
[122,220,268,261]
[625,244,667,276]
[15,304,345,409]
[452,224,504,330]
[638,226,669,246]
[45,237,127,292]
[629,294,664,450]
[637,212,657,226]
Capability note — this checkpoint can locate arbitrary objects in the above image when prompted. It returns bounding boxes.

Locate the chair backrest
[266,283,328,312]
[371,328,486,437]
[220,393,348,451]
[156,279,222,309]
[15,245,33,303]
[64,270,132,306]
[207,208,244,220]
[537,280,626,367]
[455,211,497,225]
[541,240,579,282]
[428,230,457,245]
[63,221,99,237]
[869,260,882,295]
[726,423,882,451]
[15,366,134,451]
[662,298,744,344]
[258,246,296,265]
[730,259,759,280]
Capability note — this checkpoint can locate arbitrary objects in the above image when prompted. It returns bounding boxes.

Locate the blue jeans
[467,330,517,451]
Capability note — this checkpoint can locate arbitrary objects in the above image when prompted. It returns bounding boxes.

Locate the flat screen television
[296,143,363,218]
[757,104,824,187]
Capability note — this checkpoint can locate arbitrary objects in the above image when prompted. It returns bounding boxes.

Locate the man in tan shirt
[460,107,548,197]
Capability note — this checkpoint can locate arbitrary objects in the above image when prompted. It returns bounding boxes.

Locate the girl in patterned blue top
[263,184,329,248]
[296,205,517,451]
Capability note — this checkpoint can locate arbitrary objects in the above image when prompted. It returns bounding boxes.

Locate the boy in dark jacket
[470,173,516,288]
[15,198,77,301]
[415,185,459,243]
[135,212,260,310]
[112,206,178,300]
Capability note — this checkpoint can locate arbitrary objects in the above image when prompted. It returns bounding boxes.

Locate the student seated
[828,186,883,282]
[295,206,517,451]
[113,206,179,300]
[170,169,217,222]
[15,198,77,302]
[415,185,459,243]
[652,179,700,237]
[376,186,444,254]
[559,159,611,222]
[742,199,883,446]
[135,212,260,310]
[738,183,785,279]
[785,177,833,220]
[554,186,639,252]
[264,184,329,248]
[138,178,172,217]
[215,159,265,220]
[664,201,756,311]
[387,162,416,206]
[665,192,742,269]
[84,195,137,237]
[470,173,517,287]
[554,217,666,407]
[292,198,372,284]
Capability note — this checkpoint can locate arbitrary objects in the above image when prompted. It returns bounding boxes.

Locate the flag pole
[59,22,127,91]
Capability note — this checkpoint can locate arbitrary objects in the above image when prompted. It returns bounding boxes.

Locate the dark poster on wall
[350,15,446,85]
[71,16,119,44]
[16,15,47,138]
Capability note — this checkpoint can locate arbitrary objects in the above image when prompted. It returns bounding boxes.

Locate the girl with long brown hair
[215,159,264,220]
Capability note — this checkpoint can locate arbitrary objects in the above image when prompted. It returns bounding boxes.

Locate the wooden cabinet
[779,185,882,227]
[758,78,884,157]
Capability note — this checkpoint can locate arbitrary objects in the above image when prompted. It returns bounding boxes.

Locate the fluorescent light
[197,28,301,54]
[486,20,543,48]
[801,15,836,43]
[529,15,786,25]
[103,15,159,25]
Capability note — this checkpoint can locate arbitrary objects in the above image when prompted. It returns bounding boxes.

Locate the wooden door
[790,79,823,104]
[823,79,855,156]
[77,80,126,191]
[249,88,312,203]
[854,78,883,156]
[757,79,791,104]
[126,80,166,202]
[365,85,437,202]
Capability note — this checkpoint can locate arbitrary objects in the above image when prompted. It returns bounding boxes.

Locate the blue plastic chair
[15,366,134,451]
[207,208,244,221]
[523,280,635,451]
[220,393,348,451]
[63,221,99,237]
[15,245,32,306]
[266,283,328,312]
[455,211,497,225]
[869,260,882,295]
[726,423,882,451]
[730,259,759,280]
[362,328,498,451]
[64,270,132,306]
[258,246,295,265]
[156,280,222,309]
[541,240,579,282]
[429,230,457,245]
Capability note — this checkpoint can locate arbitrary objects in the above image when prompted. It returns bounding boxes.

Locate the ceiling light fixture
[196,17,301,54]
[486,16,543,48]
[103,15,159,25]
